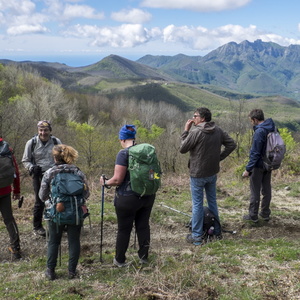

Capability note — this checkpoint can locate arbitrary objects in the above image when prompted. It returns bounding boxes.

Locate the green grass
[1,176,300,299]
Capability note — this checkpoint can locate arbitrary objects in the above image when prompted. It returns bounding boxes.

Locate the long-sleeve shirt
[22,135,61,173]
[180,121,236,178]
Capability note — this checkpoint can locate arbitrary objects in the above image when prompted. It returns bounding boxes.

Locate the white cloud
[162,24,300,51]
[140,0,252,12]
[62,4,104,20]
[111,8,152,24]
[0,0,36,15]
[7,24,48,35]
[64,24,161,48]
[0,0,49,35]
[61,22,300,51]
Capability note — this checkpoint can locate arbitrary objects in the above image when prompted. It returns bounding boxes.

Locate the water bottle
[208,226,214,235]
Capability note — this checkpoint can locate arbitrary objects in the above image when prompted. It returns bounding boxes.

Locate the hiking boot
[45,268,56,281]
[243,214,258,223]
[33,227,46,237]
[113,258,129,268]
[8,247,22,259]
[259,213,270,222]
[68,270,78,279]
[186,234,203,246]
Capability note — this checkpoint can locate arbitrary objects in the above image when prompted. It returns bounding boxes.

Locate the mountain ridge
[1,39,300,100]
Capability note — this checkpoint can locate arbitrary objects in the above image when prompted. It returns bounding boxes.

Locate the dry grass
[0,170,300,299]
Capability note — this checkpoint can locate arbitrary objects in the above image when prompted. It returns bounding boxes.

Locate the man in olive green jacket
[180,107,236,245]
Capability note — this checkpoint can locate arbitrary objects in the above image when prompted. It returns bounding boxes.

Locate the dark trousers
[33,173,45,229]
[114,193,155,263]
[47,221,82,272]
[249,167,272,218]
[0,193,20,250]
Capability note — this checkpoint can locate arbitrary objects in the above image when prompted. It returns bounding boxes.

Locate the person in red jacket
[0,137,22,259]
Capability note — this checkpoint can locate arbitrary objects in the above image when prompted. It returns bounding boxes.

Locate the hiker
[180,107,236,245]
[100,125,156,267]
[242,109,275,222]
[0,137,22,259]
[22,120,61,237]
[39,144,90,280]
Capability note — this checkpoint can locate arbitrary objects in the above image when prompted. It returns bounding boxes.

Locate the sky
[1,0,300,67]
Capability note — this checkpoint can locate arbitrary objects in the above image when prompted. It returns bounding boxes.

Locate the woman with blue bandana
[100,125,155,267]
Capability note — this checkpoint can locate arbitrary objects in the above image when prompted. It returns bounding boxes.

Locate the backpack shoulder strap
[31,135,38,153]
[51,136,58,145]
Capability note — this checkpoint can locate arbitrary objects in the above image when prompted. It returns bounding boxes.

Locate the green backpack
[0,141,15,189]
[46,171,86,225]
[128,143,162,196]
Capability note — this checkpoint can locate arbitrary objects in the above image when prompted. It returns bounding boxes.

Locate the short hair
[52,144,78,164]
[249,109,264,121]
[195,107,212,122]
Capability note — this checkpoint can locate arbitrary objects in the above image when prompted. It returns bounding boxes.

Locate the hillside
[2,39,300,108]
[75,54,171,81]
[137,40,300,100]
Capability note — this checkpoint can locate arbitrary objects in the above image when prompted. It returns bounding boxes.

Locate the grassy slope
[1,172,300,299]
[78,77,300,123]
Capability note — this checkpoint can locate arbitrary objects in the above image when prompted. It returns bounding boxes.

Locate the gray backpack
[0,141,15,188]
[263,128,286,171]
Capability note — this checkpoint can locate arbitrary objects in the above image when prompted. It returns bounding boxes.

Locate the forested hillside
[1,55,300,300]
[1,62,300,179]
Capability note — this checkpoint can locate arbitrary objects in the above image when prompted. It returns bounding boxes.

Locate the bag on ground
[187,206,220,237]
[203,206,217,236]
[128,143,162,196]
[263,128,286,171]
[45,172,87,225]
[0,141,15,188]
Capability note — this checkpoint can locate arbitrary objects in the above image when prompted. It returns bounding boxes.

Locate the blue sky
[0,0,300,66]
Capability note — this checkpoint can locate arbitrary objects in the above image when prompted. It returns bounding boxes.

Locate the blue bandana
[119,125,136,140]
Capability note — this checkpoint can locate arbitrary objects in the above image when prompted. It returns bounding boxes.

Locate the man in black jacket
[242,109,275,223]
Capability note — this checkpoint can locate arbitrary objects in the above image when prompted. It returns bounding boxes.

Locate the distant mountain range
[1,39,300,100]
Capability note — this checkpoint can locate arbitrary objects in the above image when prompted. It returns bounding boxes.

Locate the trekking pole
[133,226,137,249]
[59,244,61,266]
[160,204,192,218]
[100,175,105,263]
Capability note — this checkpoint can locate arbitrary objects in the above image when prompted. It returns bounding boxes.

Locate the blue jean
[190,175,221,238]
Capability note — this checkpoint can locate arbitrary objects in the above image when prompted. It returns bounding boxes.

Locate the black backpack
[187,206,221,237]
[203,206,218,236]
[0,141,15,189]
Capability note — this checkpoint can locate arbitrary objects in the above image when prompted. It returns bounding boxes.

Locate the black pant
[249,167,272,217]
[114,193,155,263]
[0,193,20,250]
[33,173,45,229]
[47,221,82,272]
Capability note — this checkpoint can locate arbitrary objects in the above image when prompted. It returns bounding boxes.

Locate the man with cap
[22,121,61,237]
